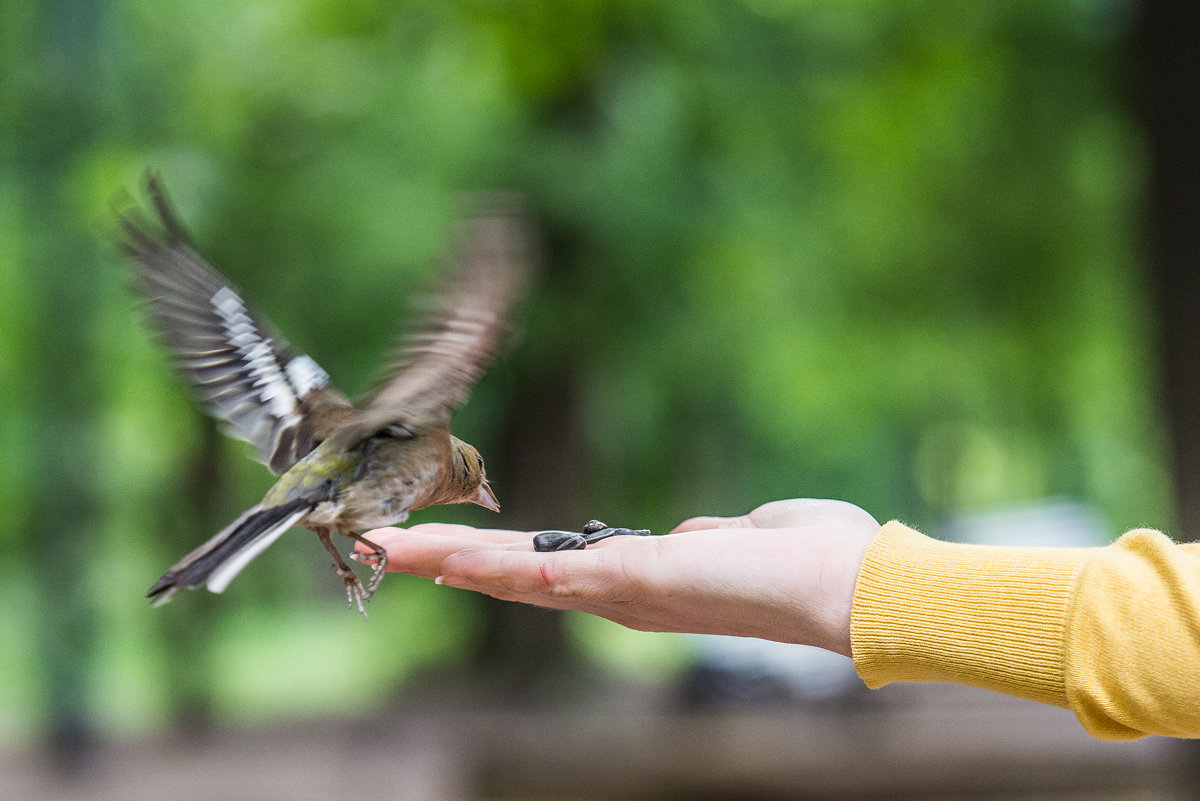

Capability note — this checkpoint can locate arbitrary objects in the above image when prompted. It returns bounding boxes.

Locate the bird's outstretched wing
[119,173,352,474]
[325,194,533,451]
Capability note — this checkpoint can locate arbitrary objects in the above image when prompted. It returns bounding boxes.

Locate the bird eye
[476,454,484,470]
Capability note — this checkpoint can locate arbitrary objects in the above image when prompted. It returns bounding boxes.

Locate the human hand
[359,499,879,656]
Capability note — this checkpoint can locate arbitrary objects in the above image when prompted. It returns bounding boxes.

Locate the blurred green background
[0,0,1185,778]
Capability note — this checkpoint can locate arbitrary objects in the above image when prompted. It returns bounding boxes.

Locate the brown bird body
[120,175,528,615]
[263,426,487,532]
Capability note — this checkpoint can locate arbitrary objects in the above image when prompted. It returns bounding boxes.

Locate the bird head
[450,437,500,512]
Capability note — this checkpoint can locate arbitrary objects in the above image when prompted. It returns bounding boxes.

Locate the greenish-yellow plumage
[121,174,529,615]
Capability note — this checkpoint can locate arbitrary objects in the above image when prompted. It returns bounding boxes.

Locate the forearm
[851,521,1086,707]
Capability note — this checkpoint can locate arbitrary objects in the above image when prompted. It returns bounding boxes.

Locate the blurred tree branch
[24,0,106,772]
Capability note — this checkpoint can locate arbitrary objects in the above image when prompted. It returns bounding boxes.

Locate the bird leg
[315,527,370,618]
[345,532,388,596]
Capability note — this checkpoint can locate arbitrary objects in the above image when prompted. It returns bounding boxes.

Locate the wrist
[811,524,876,656]
[744,519,876,656]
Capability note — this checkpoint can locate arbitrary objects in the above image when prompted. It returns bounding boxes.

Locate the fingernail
[434,575,445,585]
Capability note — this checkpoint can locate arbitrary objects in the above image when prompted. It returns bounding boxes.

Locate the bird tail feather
[147,499,309,606]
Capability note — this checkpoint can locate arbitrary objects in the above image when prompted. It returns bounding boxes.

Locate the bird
[119,174,530,616]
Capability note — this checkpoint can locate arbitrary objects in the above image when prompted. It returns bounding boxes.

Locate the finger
[406,522,536,543]
[439,546,625,602]
[361,529,529,577]
[433,575,594,611]
[355,523,530,554]
[669,514,750,534]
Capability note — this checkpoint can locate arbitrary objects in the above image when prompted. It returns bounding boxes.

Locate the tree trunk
[1135,0,1200,542]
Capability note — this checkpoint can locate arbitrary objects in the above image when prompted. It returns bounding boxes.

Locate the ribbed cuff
[851,521,1091,707]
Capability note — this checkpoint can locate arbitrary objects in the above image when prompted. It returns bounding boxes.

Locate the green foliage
[0,0,1164,736]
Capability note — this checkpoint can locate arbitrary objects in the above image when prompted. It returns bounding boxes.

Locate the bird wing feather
[325,194,532,451]
[119,173,352,474]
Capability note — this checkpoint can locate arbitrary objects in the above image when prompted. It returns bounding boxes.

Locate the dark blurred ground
[3,679,1189,801]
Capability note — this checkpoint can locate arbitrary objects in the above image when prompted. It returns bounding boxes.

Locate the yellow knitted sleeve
[850,521,1200,740]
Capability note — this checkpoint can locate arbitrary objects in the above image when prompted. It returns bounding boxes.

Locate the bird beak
[474,481,500,512]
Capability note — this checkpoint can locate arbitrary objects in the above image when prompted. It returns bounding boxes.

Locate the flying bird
[120,175,530,616]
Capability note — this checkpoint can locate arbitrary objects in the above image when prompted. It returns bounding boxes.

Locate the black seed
[533,531,587,552]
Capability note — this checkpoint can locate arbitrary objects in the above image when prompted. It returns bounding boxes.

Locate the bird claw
[341,572,370,618]
[333,563,372,618]
[532,520,652,552]
[348,543,388,596]
[365,549,387,596]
